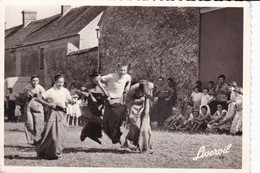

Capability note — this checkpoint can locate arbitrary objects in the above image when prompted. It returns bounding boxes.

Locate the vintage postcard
[0,0,251,173]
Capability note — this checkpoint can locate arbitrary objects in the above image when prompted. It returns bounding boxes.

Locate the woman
[230,87,243,135]
[35,75,75,160]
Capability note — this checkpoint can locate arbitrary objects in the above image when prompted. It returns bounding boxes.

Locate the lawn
[4,122,242,168]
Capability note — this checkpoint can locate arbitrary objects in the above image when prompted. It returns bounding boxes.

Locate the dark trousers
[8,100,16,122]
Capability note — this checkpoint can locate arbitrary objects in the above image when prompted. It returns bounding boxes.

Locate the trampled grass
[4,122,242,168]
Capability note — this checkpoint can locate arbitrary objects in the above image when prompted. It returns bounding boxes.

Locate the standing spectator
[153,77,173,126]
[194,81,202,92]
[200,88,213,114]
[23,75,46,145]
[208,81,215,96]
[208,75,230,114]
[230,87,243,135]
[5,88,19,122]
[191,86,203,109]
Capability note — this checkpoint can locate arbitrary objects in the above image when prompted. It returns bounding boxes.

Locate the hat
[227,81,238,87]
[234,87,243,95]
[89,70,100,77]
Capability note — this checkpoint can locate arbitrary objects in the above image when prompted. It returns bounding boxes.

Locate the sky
[5,5,80,29]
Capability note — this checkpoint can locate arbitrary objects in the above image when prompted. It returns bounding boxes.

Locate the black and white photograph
[0,0,251,172]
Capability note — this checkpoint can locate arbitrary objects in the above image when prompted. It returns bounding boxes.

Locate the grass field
[4,122,242,168]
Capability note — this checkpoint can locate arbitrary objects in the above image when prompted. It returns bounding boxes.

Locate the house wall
[4,36,80,88]
[78,12,103,50]
[199,8,243,88]
[99,6,200,108]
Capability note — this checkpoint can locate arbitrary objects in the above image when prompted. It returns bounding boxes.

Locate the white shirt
[24,84,45,96]
[42,86,71,108]
[6,92,19,101]
[191,92,203,102]
[201,94,213,105]
[101,73,131,98]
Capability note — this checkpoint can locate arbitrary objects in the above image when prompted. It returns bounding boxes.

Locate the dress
[230,95,243,134]
[35,86,71,159]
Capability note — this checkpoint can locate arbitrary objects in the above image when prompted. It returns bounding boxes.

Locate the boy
[95,63,131,144]
[191,86,202,109]
[96,63,131,103]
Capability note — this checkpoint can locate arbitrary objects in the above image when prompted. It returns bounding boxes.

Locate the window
[39,48,44,69]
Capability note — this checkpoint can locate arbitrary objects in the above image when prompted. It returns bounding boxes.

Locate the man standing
[5,88,19,122]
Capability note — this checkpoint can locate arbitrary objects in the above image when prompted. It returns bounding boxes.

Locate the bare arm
[95,76,110,97]
[35,95,56,108]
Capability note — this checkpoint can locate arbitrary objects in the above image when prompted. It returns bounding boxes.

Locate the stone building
[5,6,105,88]
[5,6,243,107]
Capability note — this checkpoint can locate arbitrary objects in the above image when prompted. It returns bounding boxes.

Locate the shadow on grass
[8,128,25,133]
[4,145,34,152]
[4,155,37,160]
[63,147,133,154]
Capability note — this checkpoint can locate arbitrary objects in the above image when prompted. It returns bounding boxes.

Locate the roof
[5,6,106,49]
[66,46,98,56]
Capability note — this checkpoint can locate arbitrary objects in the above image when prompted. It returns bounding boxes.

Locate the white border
[0,1,251,173]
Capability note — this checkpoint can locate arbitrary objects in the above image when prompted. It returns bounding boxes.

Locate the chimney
[22,10,37,27]
[61,5,71,16]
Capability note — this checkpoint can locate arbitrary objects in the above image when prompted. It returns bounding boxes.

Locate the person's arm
[35,95,56,108]
[124,75,132,93]
[95,75,110,97]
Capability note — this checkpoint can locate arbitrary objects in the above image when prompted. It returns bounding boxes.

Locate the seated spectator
[191,86,202,109]
[192,106,211,132]
[207,104,227,132]
[180,109,200,132]
[164,107,185,130]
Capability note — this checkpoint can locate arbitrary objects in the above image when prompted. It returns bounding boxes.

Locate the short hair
[201,105,208,111]
[218,74,226,80]
[30,75,39,81]
[208,81,214,85]
[203,88,209,92]
[167,78,173,82]
[158,76,164,80]
[194,86,199,89]
[117,62,128,68]
[195,80,202,86]
[54,74,64,81]
[70,82,76,87]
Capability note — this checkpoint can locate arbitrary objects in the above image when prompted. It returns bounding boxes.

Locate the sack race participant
[23,75,46,145]
[35,75,75,160]
[79,71,106,144]
[122,80,154,153]
[96,63,131,144]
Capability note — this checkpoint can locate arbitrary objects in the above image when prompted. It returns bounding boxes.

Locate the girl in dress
[35,75,75,160]
[71,94,82,126]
